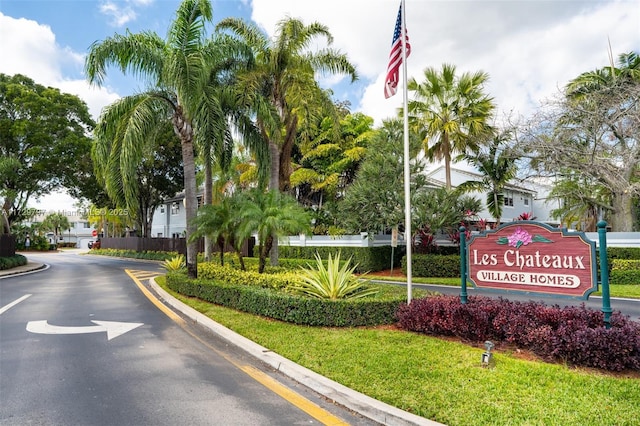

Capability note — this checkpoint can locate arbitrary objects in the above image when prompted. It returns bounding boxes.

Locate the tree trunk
[610,191,634,231]
[203,154,214,261]
[173,109,198,278]
[268,141,280,267]
[443,132,452,190]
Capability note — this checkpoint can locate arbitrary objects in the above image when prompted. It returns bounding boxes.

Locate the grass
[155,275,640,426]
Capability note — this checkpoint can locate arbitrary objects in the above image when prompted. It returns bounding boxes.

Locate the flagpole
[400,0,412,303]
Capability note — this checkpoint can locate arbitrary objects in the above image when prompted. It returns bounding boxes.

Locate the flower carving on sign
[497,227,553,249]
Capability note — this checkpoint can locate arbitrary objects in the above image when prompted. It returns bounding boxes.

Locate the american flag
[384,3,411,99]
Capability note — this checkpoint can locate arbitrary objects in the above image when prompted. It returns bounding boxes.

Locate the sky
[1,0,639,211]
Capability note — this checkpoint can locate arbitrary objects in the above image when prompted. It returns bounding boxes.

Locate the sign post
[597,221,612,328]
[460,226,468,304]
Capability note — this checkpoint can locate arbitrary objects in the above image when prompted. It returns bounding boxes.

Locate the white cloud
[99,0,155,27]
[250,0,640,125]
[0,13,119,120]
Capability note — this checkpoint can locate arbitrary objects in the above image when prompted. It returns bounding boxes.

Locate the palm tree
[41,212,70,244]
[407,63,495,189]
[237,189,311,273]
[190,194,250,269]
[85,0,241,278]
[216,16,358,194]
[566,51,640,100]
[455,129,518,226]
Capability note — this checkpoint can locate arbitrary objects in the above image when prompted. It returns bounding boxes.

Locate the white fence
[280,232,640,248]
[279,233,398,248]
[584,232,640,248]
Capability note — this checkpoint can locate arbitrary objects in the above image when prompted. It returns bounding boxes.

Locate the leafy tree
[93,119,184,237]
[237,189,311,273]
[85,0,246,277]
[547,173,606,231]
[0,73,94,234]
[291,112,374,212]
[338,118,426,236]
[407,63,495,189]
[455,129,518,226]
[518,51,640,231]
[217,16,357,266]
[217,17,359,194]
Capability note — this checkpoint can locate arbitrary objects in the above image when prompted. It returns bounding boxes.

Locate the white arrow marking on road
[0,294,32,315]
[26,320,143,341]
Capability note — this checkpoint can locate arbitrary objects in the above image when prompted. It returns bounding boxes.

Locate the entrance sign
[466,222,597,299]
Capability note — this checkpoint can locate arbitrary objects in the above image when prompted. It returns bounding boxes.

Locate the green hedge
[198,262,301,290]
[403,253,461,278]
[0,254,28,270]
[608,247,640,260]
[166,272,405,326]
[610,259,640,285]
[274,245,404,273]
[610,270,640,285]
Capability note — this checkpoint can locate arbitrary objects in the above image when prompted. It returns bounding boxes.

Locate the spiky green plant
[162,255,186,272]
[290,251,378,300]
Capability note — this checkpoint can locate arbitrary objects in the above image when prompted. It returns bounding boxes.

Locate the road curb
[148,277,443,426]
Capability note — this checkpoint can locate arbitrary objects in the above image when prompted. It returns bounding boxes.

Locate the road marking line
[131,272,348,426]
[125,269,185,325]
[26,320,143,340]
[240,364,350,426]
[0,294,32,315]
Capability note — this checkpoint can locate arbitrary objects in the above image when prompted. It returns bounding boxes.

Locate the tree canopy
[0,73,94,234]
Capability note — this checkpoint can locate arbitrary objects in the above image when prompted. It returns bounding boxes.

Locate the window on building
[160,205,165,214]
[503,192,514,207]
[157,233,163,237]
[82,222,91,228]
[524,197,529,206]
[171,202,180,215]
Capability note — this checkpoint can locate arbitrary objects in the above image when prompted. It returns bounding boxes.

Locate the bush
[608,247,640,260]
[610,270,640,285]
[0,254,28,270]
[90,248,179,261]
[404,254,460,278]
[609,259,640,284]
[396,295,640,372]
[166,272,405,327]
[198,262,300,290]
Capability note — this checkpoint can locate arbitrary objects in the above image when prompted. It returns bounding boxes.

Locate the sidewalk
[0,261,47,278]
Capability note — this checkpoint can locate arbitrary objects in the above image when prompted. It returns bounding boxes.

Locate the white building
[25,209,97,248]
[424,166,560,226]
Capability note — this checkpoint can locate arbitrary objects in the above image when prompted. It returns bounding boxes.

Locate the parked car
[88,239,101,249]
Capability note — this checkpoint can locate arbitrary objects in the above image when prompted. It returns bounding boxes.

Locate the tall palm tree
[455,129,518,226]
[216,16,358,194]
[85,0,240,278]
[217,16,357,266]
[407,63,495,189]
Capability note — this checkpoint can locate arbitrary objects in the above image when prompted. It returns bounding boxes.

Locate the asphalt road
[0,251,377,426]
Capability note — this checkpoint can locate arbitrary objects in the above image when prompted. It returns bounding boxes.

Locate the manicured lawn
[156,276,640,426]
